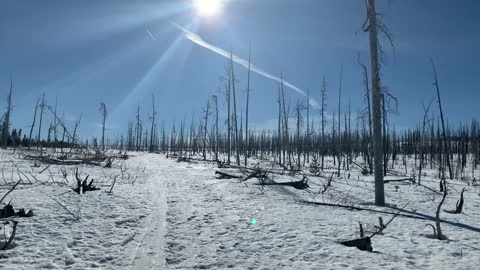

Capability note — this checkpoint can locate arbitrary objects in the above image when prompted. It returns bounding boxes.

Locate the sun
[193,0,223,17]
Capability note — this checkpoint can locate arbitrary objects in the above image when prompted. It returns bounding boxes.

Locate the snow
[0,150,479,269]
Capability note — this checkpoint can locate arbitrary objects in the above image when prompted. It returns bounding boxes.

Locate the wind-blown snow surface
[0,150,479,269]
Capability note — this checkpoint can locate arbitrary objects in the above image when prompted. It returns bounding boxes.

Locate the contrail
[171,22,319,108]
[145,26,156,41]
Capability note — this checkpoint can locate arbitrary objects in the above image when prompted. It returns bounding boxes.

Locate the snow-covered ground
[0,150,479,269]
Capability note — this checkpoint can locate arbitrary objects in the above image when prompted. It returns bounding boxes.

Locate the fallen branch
[0,220,18,250]
[262,176,309,190]
[0,179,22,205]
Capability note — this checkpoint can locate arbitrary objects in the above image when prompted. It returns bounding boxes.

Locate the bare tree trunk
[366,0,385,206]
[213,95,219,161]
[306,89,310,164]
[203,99,210,160]
[226,67,231,164]
[136,105,141,151]
[230,51,240,165]
[431,60,453,180]
[358,56,373,173]
[419,103,432,185]
[278,87,282,165]
[280,76,290,167]
[2,80,13,149]
[99,102,107,151]
[245,48,251,167]
[296,103,301,170]
[150,94,156,152]
[337,67,342,176]
[321,77,327,171]
[28,98,40,149]
[54,97,58,144]
[37,93,45,150]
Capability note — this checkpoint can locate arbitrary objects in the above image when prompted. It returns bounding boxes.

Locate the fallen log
[261,176,309,190]
[384,178,415,184]
[215,171,242,179]
[242,170,268,182]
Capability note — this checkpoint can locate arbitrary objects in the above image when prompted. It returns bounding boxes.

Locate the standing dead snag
[454,188,466,214]
[149,94,156,153]
[364,0,385,206]
[2,79,13,149]
[430,178,448,240]
[431,60,453,180]
[37,93,46,149]
[445,187,466,214]
[245,46,251,167]
[99,102,107,151]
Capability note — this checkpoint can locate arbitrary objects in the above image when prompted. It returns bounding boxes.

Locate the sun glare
[193,0,223,17]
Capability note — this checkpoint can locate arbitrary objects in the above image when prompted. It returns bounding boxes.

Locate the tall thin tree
[2,79,13,149]
[99,102,107,151]
[365,0,385,206]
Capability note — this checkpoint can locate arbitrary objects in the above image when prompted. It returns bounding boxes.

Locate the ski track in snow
[1,150,479,269]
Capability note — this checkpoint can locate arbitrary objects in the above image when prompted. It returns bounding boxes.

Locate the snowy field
[0,149,479,269]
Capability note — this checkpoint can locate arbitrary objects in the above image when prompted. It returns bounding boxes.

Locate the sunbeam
[111,34,185,119]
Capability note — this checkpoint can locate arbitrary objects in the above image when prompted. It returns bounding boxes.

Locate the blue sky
[0,0,478,140]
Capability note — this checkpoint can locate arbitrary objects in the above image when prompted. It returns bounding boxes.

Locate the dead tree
[230,50,240,165]
[306,89,310,164]
[454,188,466,214]
[432,60,453,180]
[2,79,13,149]
[432,178,447,240]
[53,97,58,143]
[419,101,433,185]
[364,0,385,206]
[213,95,219,161]
[337,66,343,176]
[28,98,40,149]
[226,64,231,164]
[358,56,373,173]
[245,47,251,167]
[280,76,291,167]
[149,94,156,153]
[203,98,210,160]
[99,102,107,151]
[320,77,327,171]
[136,105,141,151]
[37,93,46,149]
